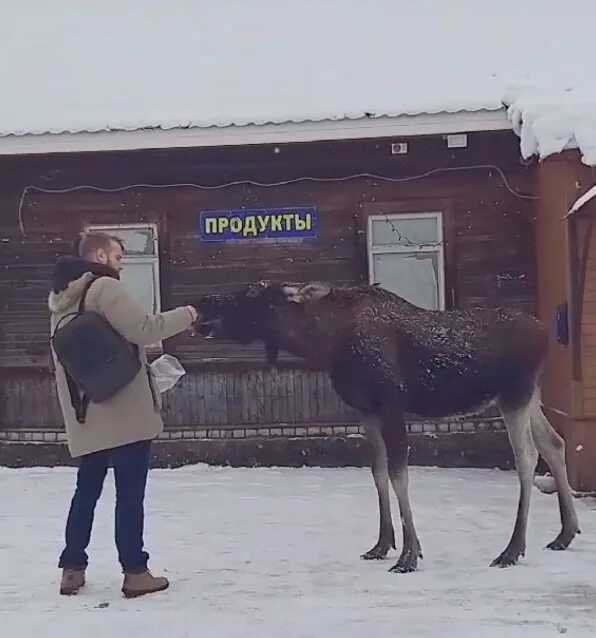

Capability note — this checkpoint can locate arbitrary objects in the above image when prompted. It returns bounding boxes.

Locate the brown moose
[195,280,580,573]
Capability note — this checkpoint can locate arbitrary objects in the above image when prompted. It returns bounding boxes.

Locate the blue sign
[199,207,318,242]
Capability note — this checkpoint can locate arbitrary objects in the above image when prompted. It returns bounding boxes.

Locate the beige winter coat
[48,272,195,458]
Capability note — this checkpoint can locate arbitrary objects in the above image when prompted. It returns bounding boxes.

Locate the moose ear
[247,279,270,298]
[283,281,331,303]
[280,283,300,299]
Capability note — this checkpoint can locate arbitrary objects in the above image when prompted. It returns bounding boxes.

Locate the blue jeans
[58,439,152,573]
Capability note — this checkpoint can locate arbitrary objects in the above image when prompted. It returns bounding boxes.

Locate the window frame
[84,221,163,351]
[366,211,446,310]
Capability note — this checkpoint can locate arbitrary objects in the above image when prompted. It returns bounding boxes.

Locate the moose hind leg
[491,402,538,567]
[529,400,580,550]
[382,414,422,573]
[360,417,396,560]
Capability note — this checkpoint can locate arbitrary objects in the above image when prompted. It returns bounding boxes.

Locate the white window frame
[366,211,446,310]
[84,221,162,351]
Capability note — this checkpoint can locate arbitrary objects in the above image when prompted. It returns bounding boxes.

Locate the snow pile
[534,474,558,494]
[504,85,596,165]
[1,465,596,636]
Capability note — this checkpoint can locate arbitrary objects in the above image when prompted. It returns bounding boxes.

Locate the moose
[194,280,580,573]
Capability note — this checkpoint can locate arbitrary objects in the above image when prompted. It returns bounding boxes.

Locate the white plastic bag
[150,354,186,393]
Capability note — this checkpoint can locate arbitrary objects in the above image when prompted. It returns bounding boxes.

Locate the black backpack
[50,276,142,423]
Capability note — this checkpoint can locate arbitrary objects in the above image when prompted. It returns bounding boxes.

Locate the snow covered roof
[1,0,596,163]
[506,86,596,166]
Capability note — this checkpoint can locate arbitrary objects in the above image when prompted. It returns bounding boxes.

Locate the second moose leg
[529,394,580,550]
[382,408,423,573]
[491,398,538,567]
[361,416,396,559]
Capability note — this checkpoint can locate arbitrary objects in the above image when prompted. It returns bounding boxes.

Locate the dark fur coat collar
[48,256,120,314]
[51,255,119,294]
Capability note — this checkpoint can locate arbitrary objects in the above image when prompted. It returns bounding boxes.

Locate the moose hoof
[389,562,417,574]
[546,528,581,551]
[360,545,391,560]
[388,549,422,573]
[490,548,525,568]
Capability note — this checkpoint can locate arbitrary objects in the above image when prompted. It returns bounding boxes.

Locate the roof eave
[0,109,511,157]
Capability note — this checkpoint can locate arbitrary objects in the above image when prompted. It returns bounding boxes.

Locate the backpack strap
[77,275,99,313]
[72,276,100,423]
[56,275,100,424]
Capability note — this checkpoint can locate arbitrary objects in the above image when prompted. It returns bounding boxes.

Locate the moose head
[194,280,334,364]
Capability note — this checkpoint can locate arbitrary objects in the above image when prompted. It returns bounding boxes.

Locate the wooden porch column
[536,151,596,490]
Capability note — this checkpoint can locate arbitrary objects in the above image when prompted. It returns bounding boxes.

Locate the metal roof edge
[0,109,511,157]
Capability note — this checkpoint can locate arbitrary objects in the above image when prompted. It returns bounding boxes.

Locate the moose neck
[271,299,353,369]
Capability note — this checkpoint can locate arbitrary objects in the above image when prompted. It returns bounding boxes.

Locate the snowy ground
[1,465,596,637]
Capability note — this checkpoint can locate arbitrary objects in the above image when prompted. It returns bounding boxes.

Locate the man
[48,231,198,598]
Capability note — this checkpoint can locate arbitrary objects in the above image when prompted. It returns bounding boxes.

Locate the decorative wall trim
[0,419,505,443]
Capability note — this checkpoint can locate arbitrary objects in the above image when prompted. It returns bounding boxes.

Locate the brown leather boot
[121,570,169,598]
[60,568,86,595]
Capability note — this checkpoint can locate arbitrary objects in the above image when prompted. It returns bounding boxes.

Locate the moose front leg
[360,416,396,560]
[491,403,538,567]
[382,411,423,573]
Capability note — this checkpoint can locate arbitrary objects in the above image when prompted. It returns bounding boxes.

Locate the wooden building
[1,2,595,485]
[0,130,536,434]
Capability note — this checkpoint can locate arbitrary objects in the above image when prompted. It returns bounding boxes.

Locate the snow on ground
[1,465,596,637]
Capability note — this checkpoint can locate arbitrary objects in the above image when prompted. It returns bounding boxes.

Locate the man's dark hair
[77,232,124,260]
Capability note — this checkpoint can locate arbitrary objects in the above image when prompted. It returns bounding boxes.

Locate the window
[367,212,445,310]
[85,222,162,348]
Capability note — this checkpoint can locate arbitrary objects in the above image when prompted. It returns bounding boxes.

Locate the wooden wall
[576,205,596,489]
[1,367,357,430]
[580,211,596,418]
[535,156,578,424]
[532,153,596,491]
[0,130,537,429]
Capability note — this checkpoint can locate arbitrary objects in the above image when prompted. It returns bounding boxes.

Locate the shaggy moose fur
[195,280,580,573]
